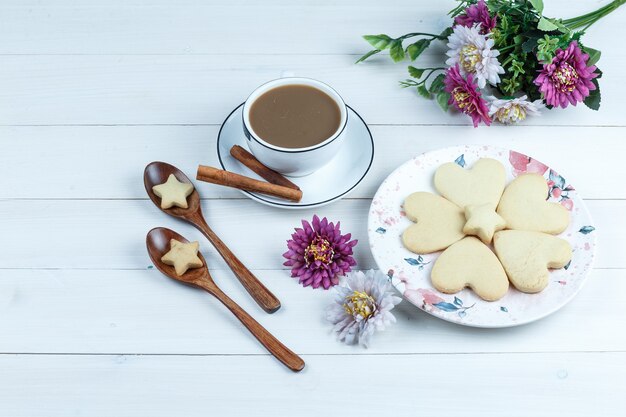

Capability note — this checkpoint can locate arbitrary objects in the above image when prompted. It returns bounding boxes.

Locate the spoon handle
[201,283,305,372]
[190,214,281,313]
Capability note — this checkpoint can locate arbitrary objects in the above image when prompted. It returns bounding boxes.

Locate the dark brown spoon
[144,161,281,313]
[146,227,305,372]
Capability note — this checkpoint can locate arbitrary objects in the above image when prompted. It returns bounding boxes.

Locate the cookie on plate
[463,203,507,244]
[431,236,509,301]
[497,173,569,234]
[434,158,506,208]
[402,192,466,254]
[494,230,572,293]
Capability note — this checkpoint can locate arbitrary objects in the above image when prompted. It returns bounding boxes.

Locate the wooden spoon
[146,227,305,372]
[144,161,281,313]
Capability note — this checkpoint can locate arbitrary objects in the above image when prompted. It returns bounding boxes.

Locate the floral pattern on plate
[368,145,596,328]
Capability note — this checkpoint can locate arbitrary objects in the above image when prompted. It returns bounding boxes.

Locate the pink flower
[417,288,445,305]
[444,64,491,127]
[509,150,549,176]
[283,215,357,289]
[551,187,562,198]
[454,0,497,34]
[534,41,598,108]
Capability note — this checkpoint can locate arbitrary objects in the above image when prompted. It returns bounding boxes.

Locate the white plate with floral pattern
[368,145,596,328]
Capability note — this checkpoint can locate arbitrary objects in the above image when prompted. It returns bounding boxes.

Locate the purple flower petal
[534,41,597,108]
[283,215,358,289]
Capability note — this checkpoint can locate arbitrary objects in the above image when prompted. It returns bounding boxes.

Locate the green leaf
[417,84,430,98]
[537,17,559,31]
[407,38,430,61]
[436,91,450,112]
[572,32,583,43]
[529,0,544,13]
[389,40,405,62]
[585,47,601,66]
[522,38,539,53]
[408,66,425,79]
[439,27,453,39]
[363,34,393,50]
[552,19,571,34]
[355,49,381,64]
[584,78,601,110]
[429,73,446,94]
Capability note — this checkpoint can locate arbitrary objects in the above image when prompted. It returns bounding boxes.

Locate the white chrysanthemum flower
[487,95,544,124]
[445,24,504,88]
[325,270,401,348]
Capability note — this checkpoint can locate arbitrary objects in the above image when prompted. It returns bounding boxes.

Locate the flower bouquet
[357,0,625,126]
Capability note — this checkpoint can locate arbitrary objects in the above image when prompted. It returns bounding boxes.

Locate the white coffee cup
[242,77,348,177]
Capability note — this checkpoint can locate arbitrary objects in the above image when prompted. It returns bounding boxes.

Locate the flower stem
[498,44,518,53]
[501,54,515,68]
[398,32,447,41]
[448,1,472,17]
[421,68,445,83]
[562,0,626,30]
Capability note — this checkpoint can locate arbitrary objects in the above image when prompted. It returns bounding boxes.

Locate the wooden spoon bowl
[146,227,304,372]
[144,161,281,313]
[146,226,207,284]
[144,161,202,219]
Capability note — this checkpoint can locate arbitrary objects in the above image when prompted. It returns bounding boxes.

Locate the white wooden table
[2,1,625,415]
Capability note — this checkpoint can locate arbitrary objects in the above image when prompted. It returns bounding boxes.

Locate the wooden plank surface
[0,352,624,417]
[2,0,626,415]
[0,269,622,355]
[2,54,626,126]
[2,125,625,199]
[1,0,622,55]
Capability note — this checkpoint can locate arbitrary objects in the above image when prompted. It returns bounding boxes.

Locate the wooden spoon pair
[144,161,280,313]
[144,162,304,372]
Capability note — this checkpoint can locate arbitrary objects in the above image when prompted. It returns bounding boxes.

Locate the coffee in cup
[242,78,348,177]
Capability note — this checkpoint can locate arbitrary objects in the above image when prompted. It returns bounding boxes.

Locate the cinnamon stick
[230,145,300,191]
[196,165,303,202]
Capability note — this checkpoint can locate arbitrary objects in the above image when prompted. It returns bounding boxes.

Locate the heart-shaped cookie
[494,230,572,293]
[402,192,465,254]
[497,173,569,234]
[434,158,506,208]
[431,237,509,301]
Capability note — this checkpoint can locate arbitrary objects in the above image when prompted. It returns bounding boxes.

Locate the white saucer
[217,103,374,209]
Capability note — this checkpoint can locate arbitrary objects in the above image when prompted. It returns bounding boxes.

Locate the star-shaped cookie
[161,239,203,276]
[152,174,194,209]
[463,203,506,245]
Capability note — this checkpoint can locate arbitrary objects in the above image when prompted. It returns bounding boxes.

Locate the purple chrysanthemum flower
[283,215,357,289]
[534,41,598,108]
[444,64,491,127]
[454,0,497,34]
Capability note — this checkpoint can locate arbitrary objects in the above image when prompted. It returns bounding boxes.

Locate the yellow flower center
[551,62,579,93]
[495,104,527,123]
[304,236,334,266]
[343,291,376,320]
[452,87,476,114]
[459,44,480,73]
